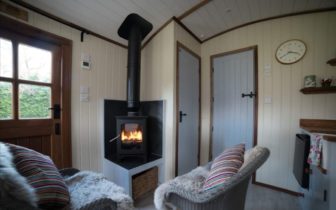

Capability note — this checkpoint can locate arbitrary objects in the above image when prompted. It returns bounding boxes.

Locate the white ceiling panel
[22,0,200,45]
[21,0,336,44]
[182,0,336,41]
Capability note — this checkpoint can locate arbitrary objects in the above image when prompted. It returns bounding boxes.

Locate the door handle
[179,111,187,123]
[241,91,256,98]
[49,104,61,119]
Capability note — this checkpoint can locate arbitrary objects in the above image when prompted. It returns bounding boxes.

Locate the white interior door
[177,46,200,176]
[212,49,255,159]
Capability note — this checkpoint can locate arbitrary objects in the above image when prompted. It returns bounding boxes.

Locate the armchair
[155,146,270,210]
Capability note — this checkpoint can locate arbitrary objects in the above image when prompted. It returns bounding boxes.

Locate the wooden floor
[134,183,301,210]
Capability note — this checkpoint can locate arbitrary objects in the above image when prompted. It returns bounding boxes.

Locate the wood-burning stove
[116,116,147,161]
[114,14,153,162]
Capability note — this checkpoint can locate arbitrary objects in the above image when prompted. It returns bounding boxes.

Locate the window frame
[0,30,56,121]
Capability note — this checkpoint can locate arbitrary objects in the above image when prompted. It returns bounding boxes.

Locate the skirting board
[252,180,304,197]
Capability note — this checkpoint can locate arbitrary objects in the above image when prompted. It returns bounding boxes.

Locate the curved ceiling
[181,0,336,41]
[21,0,336,45]
[22,0,199,45]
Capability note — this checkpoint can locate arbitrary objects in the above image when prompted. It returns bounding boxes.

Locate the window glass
[19,84,51,119]
[0,38,13,78]
[18,44,52,83]
[0,81,13,120]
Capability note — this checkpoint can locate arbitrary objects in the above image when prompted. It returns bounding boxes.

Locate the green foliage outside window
[0,82,12,119]
[19,84,51,119]
[0,83,51,119]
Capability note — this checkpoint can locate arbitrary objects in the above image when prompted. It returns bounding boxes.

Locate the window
[0,37,53,120]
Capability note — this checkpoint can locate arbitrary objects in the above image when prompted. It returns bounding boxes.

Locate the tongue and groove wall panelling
[141,22,175,180]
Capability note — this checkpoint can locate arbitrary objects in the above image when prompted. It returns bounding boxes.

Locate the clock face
[276,40,306,64]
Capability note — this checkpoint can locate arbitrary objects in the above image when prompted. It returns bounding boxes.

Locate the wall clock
[275,39,306,64]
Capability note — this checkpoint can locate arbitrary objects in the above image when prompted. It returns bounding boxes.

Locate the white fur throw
[0,142,37,210]
[154,166,209,210]
[65,171,134,210]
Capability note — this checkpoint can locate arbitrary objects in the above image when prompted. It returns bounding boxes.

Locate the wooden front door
[0,16,72,168]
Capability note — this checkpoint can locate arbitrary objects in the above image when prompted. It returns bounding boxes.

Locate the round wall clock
[275,39,307,64]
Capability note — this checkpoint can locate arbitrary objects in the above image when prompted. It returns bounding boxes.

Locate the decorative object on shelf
[327,57,336,66]
[276,39,306,64]
[304,75,316,87]
[321,78,332,87]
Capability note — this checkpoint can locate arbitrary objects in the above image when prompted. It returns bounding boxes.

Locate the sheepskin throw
[203,144,245,191]
[8,143,70,209]
[154,166,209,210]
[65,171,134,210]
[0,142,37,210]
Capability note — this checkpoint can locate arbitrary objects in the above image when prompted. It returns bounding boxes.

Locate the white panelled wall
[141,22,176,180]
[201,11,336,192]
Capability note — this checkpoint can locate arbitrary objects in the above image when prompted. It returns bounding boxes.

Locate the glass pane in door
[18,43,52,83]
[19,84,51,119]
[0,81,13,120]
[0,38,13,78]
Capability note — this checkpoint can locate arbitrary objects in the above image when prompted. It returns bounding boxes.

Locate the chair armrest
[59,168,80,177]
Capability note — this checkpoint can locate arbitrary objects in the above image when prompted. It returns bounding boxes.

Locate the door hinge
[324,190,327,202]
[211,67,214,73]
[211,126,214,132]
[212,97,214,102]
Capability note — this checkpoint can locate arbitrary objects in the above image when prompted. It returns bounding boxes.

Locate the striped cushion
[8,143,70,209]
[203,144,245,191]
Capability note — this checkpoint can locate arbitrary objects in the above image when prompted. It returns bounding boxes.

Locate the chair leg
[165,202,178,210]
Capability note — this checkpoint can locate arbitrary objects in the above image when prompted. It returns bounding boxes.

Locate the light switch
[264,64,271,77]
[264,96,272,104]
[80,86,89,94]
[80,93,89,102]
[264,64,271,69]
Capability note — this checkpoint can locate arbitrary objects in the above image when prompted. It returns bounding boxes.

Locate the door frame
[175,41,201,177]
[209,45,258,178]
[0,14,72,168]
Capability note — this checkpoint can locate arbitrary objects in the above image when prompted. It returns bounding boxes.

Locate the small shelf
[327,58,336,66]
[323,135,336,143]
[300,87,336,94]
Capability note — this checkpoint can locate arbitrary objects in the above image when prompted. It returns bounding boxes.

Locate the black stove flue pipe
[118,14,153,115]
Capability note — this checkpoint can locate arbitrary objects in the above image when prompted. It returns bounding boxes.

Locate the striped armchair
[156,146,270,210]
